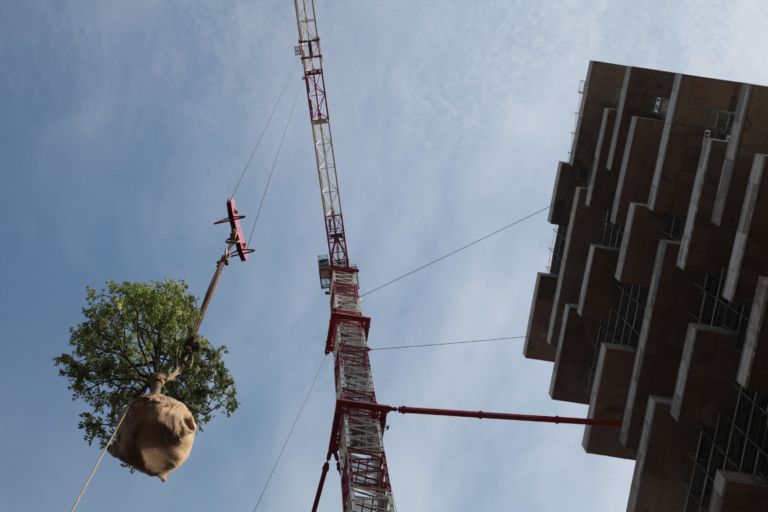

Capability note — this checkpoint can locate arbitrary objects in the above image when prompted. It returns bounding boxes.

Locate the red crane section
[292,1,396,511]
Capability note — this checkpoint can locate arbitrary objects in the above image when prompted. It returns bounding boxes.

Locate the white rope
[70,400,134,512]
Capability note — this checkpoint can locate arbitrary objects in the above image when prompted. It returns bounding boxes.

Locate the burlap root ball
[108,393,196,481]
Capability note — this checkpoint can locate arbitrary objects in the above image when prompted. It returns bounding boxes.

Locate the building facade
[524,61,768,511]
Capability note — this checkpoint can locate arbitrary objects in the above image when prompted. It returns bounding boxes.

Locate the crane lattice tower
[292,1,396,510]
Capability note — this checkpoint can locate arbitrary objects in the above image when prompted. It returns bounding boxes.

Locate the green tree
[55,279,238,448]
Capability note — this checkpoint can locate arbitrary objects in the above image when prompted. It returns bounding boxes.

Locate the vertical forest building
[524,61,768,511]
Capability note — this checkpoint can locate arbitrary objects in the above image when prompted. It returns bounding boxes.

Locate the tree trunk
[149,373,166,395]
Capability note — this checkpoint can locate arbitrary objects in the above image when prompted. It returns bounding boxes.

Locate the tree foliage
[55,280,238,448]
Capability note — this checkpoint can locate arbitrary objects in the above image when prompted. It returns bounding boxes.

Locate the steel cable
[360,205,551,297]
[368,335,527,351]
[70,388,146,512]
[231,60,299,199]
[246,81,303,247]
[251,355,328,511]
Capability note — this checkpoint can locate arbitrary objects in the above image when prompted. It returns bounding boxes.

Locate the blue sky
[2,1,768,511]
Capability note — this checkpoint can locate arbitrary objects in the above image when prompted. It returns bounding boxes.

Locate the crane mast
[292,1,396,511]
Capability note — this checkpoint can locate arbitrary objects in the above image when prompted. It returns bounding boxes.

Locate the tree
[55,279,238,448]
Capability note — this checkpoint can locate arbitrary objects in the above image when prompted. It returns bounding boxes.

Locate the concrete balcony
[737,276,768,390]
[523,272,557,362]
[582,343,636,459]
[549,161,589,225]
[627,396,698,512]
[550,304,595,404]
[713,85,768,227]
[678,135,729,273]
[606,66,675,173]
[547,187,605,346]
[578,245,620,319]
[586,108,618,209]
[615,202,667,285]
[723,154,768,303]
[570,61,626,170]
[707,470,768,512]
[671,324,739,426]
[647,75,736,218]
[621,241,701,449]
[611,116,665,225]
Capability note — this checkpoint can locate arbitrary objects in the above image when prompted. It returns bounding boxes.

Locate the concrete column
[607,67,676,173]
[615,202,666,285]
[550,304,596,404]
[549,162,589,225]
[650,75,742,217]
[723,154,768,303]
[622,241,700,449]
[570,61,627,170]
[524,272,557,362]
[707,470,768,512]
[678,136,729,273]
[547,187,605,346]
[671,324,739,426]
[583,343,636,459]
[712,84,754,226]
[737,276,768,390]
[578,245,620,319]
[587,108,618,209]
[627,396,699,512]
[713,86,768,227]
[611,117,665,225]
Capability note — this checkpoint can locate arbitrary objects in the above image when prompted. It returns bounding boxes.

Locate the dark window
[663,214,686,241]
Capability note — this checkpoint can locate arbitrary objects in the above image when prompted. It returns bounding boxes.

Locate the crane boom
[293,0,347,267]
[292,1,396,511]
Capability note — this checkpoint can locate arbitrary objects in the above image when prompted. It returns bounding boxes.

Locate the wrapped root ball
[108,393,196,481]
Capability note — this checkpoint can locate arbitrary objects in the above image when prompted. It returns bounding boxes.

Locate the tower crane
[292,1,396,510]
[290,2,625,510]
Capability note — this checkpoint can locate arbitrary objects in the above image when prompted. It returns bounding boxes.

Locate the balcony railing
[663,213,686,241]
[685,385,768,511]
[548,224,568,275]
[694,269,751,349]
[601,211,624,249]
[587,283,648,391]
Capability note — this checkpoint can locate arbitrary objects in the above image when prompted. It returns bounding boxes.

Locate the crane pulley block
[214,198,253,262]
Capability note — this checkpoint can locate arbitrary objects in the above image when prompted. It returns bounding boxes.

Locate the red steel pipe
[394,405,622,426]
[311,461,330,512]
[336,399,622,427]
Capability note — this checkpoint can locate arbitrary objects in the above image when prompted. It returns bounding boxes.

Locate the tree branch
[153,340,161,374]
[133,312,152,369]
[91,340,149,380]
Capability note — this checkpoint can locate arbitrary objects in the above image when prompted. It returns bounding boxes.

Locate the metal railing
[663,214,686,241]
[587,283,648,391]
[548,224,568,275]
[684,269,757,510]
[685,385,768,511]
[601,211,624,249]
[694,269,751,349]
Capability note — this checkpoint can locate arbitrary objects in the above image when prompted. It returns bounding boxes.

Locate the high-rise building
[524,61,768,511]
